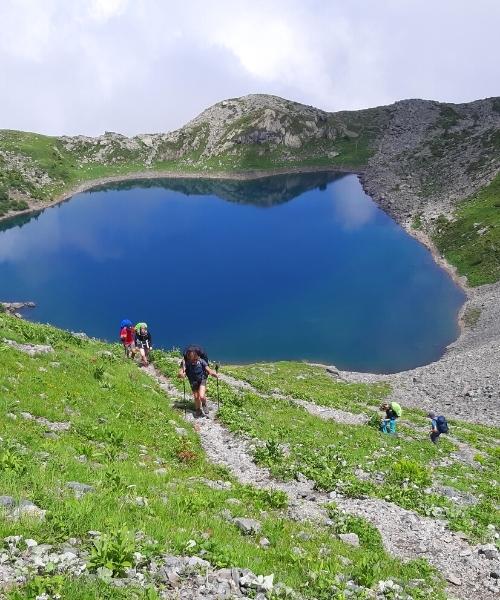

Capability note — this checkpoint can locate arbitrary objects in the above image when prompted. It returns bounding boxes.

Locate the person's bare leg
[199,383,208,415]
[193,389,202,413]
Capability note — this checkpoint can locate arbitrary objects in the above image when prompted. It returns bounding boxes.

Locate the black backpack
[436,416,449,434]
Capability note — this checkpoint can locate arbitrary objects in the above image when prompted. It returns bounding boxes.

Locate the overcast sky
[1,0,499,136]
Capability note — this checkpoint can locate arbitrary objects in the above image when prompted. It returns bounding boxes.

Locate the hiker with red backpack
[178,345,218,418]
[427,412,449,443]
[380,401,402,434]
[119,319,136,358]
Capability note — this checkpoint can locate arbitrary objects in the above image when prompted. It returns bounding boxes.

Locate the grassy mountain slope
[433,173,500,286]
[1,312,498,597]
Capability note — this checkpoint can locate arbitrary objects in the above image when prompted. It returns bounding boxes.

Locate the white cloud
[0,0,498,136]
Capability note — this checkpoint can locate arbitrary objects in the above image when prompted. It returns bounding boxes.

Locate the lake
[0,172,465,373]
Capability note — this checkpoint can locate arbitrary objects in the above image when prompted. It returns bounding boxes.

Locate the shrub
[389,459,432,488]
[88,529,135,577]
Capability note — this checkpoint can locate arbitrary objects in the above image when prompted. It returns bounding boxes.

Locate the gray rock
[258,537,270,548]
[479,544,498,560]
[0,496,15,508]
[12,500,46,520]
[233,517,262,535]
[67,482,95,499]
[2,339,53,355]
[338,532,360,547]
[446,573,462,586]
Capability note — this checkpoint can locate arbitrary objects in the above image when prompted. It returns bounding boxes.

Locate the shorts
[190,378,207,392]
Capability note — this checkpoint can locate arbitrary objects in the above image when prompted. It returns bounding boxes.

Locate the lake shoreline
[0,165,357,225]
[1,166,498,425]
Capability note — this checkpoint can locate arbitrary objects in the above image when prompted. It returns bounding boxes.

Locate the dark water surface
[0,172,465,373]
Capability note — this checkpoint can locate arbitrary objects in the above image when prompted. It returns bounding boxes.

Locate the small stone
[459,549,472,557]
[154,468,168,475]
[67,481,95,498]
[233,517,262,535]
[479,544,498,560]
[12,500,46,520]
[259,537,270,548]
[446,573,462,586]
[338,533,360,547]
[87,530,102,537]
[175,427,188,437]
[166,569,181,585]
[24,539,38,548]
[0,496,15,509]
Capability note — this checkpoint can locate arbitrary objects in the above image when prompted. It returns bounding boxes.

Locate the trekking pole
[183,378,186,417]
[215,363,220,409]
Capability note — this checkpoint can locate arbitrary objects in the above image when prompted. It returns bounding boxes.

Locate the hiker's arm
[206,366,218,378]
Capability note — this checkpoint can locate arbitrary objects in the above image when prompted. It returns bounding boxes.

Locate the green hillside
[434,173,500,286]
[0,312,498,598]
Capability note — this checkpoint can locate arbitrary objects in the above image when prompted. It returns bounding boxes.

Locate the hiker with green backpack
[134,322,152,367]
[380,401,402,434]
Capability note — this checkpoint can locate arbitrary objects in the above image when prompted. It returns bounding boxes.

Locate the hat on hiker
[427,412,436,418]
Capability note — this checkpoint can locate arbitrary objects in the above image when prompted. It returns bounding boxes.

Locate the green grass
[433,173,500,285]
[223,361,389,412]
[0,315,447,598]
[153,354,499,542]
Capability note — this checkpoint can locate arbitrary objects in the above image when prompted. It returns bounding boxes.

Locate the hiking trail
[144,364,500,600]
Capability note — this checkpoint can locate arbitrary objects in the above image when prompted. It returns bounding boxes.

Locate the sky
[1,0,499,136]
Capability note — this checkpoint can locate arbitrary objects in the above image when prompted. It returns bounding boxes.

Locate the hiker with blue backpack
[428,412,449,443]
[178,345,218,418]
[119,319,136,358]
[380,401,402,434]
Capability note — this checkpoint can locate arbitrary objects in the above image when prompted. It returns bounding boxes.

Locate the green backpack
[391,402,402,417]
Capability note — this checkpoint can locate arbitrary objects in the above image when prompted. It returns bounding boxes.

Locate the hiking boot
[202,404,210,418]
[194,409,204,419]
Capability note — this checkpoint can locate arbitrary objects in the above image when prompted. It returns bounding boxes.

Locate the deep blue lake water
[0,172,465,373]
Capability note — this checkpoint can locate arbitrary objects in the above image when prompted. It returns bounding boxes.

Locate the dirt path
[145,365,500,600]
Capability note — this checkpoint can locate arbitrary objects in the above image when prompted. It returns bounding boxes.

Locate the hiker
[427,412,449,443]
[119,319,136,358]
[178,346,218,418]
[134,322,152,366]
[380,401,402,434]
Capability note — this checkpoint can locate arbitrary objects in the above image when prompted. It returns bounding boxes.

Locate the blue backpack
[436,416,449,434]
